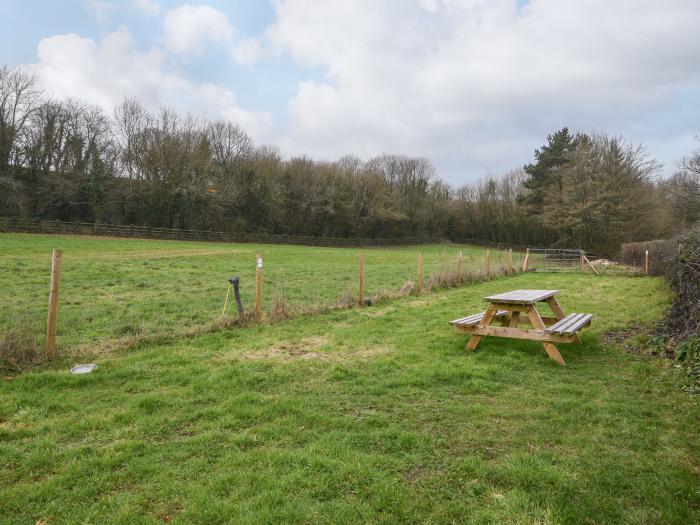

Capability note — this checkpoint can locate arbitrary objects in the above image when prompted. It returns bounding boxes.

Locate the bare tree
[0,65,42,170]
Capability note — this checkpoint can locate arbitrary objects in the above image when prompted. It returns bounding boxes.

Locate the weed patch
[0,322,45,374]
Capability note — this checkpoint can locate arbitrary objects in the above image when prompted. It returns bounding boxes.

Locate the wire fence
[1,244,530,356]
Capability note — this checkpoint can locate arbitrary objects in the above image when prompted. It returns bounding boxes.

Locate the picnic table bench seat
[545,313,592,335]
[450,310,508,327]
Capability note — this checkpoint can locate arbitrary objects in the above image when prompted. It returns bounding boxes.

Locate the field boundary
[0,217,449,247]
[0,216,539,250]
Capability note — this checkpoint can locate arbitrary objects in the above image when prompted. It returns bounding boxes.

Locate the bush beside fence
[619,238,678,275]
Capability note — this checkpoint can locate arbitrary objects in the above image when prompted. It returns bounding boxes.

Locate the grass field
[1,233,509,351]
[1,265,698,523]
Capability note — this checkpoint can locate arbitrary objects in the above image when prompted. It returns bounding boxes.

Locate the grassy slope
[1,272,698,524]
[1,233,498,349]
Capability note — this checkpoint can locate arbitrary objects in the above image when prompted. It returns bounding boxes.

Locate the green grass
[1,233,505,350]
[1,271,698,524]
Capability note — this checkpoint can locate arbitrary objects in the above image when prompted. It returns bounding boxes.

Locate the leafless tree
[0,65,42,170]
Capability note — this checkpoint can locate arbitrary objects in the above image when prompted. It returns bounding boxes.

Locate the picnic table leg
[466,306,498,351]
[526,306,566,366]
[509,311,520,327]
[546,297,566,321]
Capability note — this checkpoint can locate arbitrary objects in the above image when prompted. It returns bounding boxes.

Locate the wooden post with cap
[46,249,62,357]
[359,253,365,306]
[456,252,463,284]
[255,254,263,319]
[508,248,513,275]
[417,253,423,292]
[645,249,649,274]
[522,248,530,272]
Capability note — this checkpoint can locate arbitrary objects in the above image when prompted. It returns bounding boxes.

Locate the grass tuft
[0,321,46,374]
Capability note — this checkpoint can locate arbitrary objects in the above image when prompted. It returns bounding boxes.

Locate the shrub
[666,230,700,342]
[619,238,678,275]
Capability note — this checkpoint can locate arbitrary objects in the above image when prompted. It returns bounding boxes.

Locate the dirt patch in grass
[350,345,393,359]
[364,306,395,318]
[241,337,393,362]
[406,296,441,307]
[246,336,331,361]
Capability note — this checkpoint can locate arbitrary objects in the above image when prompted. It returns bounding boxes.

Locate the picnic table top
[484,289,559,305]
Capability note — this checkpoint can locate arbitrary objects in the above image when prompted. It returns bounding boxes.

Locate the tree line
[1,65,698,255]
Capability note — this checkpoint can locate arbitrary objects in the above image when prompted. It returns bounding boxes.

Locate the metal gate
[523,248,599,274]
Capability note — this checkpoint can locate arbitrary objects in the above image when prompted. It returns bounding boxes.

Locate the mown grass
[1,233,508,350]
[1,272,698,524]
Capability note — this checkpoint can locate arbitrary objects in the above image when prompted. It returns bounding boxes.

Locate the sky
[2,0,700,185]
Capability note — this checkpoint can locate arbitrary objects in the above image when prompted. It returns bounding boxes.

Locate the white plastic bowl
[70,364,97,374]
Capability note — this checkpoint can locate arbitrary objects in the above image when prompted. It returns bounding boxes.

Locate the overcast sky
[3,0,700,184]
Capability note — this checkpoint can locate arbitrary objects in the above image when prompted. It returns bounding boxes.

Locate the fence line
[2,216,545,251]
[2,246,532,358]
[0,217,448,247]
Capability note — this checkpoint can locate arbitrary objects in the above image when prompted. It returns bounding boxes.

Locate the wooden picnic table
[450,289,592,366]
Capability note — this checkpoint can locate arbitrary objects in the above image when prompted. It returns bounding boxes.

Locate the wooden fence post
[359,253,365,306]
[580,250,585,273]
[46,249,63,357]
[581,253,600,275]
[417,253,423,293]
[522,248,530,272]
[255,254,263,319]
[456,252,463,284]
[508,249,513,275]
[645,250,649,274]
[485,249,491,278]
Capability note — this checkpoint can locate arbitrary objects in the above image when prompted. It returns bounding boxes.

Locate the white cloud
[163,4,234,56]
[131,0,160,16]
[232,37,262,66]
[262,0,700,182]
[82,0,116,27]
[25,27,271,139]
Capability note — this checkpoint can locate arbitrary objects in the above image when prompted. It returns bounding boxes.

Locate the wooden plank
[450,310,508,326]
[551,314,586,334]
[467,324,576,343]
[484,289,559,305]
[582,254,600,275]
[547,313,584,334]
[483,303,532,313]
[546,313,592,335]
